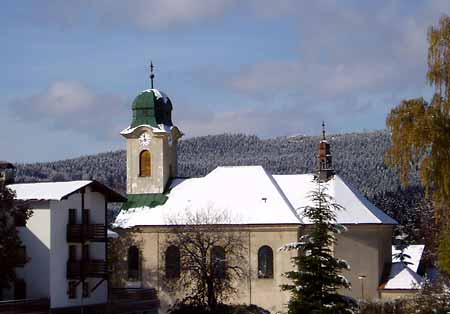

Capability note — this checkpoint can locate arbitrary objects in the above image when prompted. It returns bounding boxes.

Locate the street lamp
[358,275,366,300]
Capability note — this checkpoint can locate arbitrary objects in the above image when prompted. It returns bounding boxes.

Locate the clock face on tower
[139,133,151,147]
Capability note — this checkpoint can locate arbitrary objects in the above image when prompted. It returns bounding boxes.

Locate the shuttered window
[139,150,151,177]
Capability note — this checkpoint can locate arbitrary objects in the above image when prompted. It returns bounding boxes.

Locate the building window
[15,246,27,267]
[139,150,151,177]
[165,245,180,279]
[211,246,226,279]
[82,245,90,261]
[68,281,77,299]
[14,279,26,300]
[258,245,274,278]
[82,209,90,225]
[14,211,26,227]
[68,208,76,224]
[82,281,90,298]
[128,246,140,280]
[69,245,77,261]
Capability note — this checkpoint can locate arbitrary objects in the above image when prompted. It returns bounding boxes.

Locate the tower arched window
[139,150,151,177]
[258,245,273,278]
[165,245,180,279]
[128,246,140,280]
[211,246,226,279]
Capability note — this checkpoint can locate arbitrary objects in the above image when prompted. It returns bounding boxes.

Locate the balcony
[67,224,106,243]
[67,259,108,279]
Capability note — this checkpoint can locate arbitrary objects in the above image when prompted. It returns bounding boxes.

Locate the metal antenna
[322,121,326,140]
[150,61,155,89]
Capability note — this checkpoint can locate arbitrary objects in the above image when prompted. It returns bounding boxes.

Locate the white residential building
[6,179,126,312]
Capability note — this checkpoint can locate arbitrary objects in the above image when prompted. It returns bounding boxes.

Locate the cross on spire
[149,61,155,89]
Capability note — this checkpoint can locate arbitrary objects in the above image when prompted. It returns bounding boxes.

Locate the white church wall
[118,223,393,313]
[335,224,393,300]
[247,226,298,314]
[123,225,300,314]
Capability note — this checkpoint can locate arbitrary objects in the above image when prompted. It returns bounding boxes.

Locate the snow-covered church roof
[114,166,397,228]
[274,174,397,225]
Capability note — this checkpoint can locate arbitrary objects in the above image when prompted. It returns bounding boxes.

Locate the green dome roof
[132,90,157,110]
[130,89,173,128]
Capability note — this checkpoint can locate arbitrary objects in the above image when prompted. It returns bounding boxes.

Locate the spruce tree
[280,179,356,314]
[393,226,413,266]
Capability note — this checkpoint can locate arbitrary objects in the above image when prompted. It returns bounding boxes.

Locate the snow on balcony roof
[8,180,126,202]
[273,174,398,225]
[114,166,301,228]
[381,263,423,290]
[392,245,424,273]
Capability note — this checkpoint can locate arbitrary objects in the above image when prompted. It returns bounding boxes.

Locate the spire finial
[150,61,155,89]
[322,121,326,140]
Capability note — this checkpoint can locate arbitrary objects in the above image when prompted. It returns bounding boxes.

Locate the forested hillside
[16,131,400,196]
[15,131,433,246]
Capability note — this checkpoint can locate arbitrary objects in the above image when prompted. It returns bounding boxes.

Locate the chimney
[317,122,334,181]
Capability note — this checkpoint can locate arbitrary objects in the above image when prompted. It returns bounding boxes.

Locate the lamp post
[358,275,366,300]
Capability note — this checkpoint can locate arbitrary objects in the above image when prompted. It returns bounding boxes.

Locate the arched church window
[128,246,140,280]
[165,245,180,279]
[211,246,226,279]
[139,150,151,177]
[258,245,273,278]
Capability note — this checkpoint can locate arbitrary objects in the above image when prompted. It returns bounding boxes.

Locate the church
[113,78,398,313]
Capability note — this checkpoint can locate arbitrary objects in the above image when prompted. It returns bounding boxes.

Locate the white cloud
[30,81,96,115]
[10,81,128,140]
[226,0,447,107]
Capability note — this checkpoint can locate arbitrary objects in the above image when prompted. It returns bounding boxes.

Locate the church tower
[317,122,334,181]
[121,65,182,195]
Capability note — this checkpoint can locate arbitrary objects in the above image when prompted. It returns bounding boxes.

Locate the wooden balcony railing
[67,259,108,279]
[67,224,106,243]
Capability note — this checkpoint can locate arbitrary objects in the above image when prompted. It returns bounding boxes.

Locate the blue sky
[1,0,449,162]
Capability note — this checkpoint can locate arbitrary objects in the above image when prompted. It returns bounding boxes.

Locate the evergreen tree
[280,179,356,314]
[393,226,413,266]
[386,14,450,273]
[0,182,31,295]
